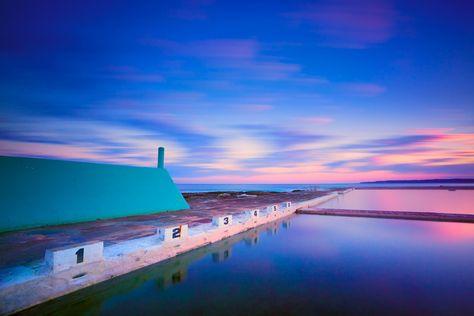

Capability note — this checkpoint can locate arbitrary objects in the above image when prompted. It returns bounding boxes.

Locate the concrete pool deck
[0,189,343,315]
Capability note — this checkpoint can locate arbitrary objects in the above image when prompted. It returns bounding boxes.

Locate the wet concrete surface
[0,190,330,269]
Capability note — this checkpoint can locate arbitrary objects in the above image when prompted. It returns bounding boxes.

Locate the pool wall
[0,153,189,232]
[0,190,345,315]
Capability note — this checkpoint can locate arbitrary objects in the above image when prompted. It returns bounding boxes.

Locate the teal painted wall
[0,156,189,232]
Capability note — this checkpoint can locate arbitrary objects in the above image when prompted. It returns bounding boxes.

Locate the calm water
[177,183,474,193]
[24,215,474,316]
[320,189,474,214]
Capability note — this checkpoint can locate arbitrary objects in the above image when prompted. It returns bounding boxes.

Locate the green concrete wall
[0,156,189,232]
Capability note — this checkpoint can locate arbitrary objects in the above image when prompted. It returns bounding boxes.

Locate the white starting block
[45,241,104,273]
[265,204,279,217]
[280,201,292,212]
[158,224,189,242]
[212,215,233,228]
[245,209,260,222]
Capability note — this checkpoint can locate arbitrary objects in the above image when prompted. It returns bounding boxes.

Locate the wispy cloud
[144,38,302,80]
[236,104,274,112]
[106,66,165,83]
[299,116,334,125]
[342,82,386,96]
[169,0,215,20]
[144,38,260,60]
[288,0,396,48]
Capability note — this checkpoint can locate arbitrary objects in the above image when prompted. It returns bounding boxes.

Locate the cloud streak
[289,0,396,48]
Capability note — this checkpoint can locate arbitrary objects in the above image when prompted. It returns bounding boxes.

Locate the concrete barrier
[45,241,104,273]
[212,215,233,228]
[245,209,260,223]
[158,224,189,242]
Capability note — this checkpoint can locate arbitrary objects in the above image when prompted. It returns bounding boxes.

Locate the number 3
[223,217,229,225]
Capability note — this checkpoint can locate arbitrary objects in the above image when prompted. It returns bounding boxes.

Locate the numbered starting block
[265,204,279,217]
[158,224,189,242]
[245,209,260,223]
[45,241,104,273]
[212,215,233,228]
[280,201,292,212]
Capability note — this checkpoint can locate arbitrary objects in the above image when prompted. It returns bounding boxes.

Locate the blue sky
[0,0,473,183]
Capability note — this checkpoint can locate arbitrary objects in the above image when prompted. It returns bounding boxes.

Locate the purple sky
[0,0,473,183]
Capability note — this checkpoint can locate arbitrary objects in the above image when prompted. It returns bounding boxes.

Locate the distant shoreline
[360,178,474,184]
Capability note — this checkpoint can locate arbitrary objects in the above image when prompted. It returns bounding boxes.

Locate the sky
[0,0,473,183]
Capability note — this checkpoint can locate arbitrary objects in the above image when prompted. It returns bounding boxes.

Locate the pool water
[23,214,474,315]
[319,189,474,214]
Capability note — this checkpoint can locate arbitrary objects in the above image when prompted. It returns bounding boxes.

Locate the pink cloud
[144,38,259,60]
[300,116,333,124]
[343,82,386,96]
[107,66,164,83]
[289,0,396,48]
[143,38,301,80]
[170,0,215,20]
[188,39,259,59]
[238,104,273,112]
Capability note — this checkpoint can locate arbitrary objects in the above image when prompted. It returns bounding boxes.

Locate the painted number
[254,211,258,217]
[273,206,277,211]
[223,217,229,225]
[75,248,84,264]
[172,227,181,239]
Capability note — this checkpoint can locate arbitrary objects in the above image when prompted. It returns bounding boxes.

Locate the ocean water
[177,182,474,193]
[319,189,474,214]
[25,215,474,315]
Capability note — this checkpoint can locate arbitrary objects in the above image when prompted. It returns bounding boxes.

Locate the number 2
[172,227,181,239]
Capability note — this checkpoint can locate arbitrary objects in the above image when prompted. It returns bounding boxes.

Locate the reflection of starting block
[156,268,188,290]
[158,224,189,242]
[267,222,279,235]
[245,209,259,223]
[244,231,259,246]
[45,241,104,273]
[280,201,291,212]
[212,248,232,262]
[212,215,233,228]
[282,220,291,229]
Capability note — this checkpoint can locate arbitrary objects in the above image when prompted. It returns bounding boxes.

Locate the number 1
[75,248,84,264]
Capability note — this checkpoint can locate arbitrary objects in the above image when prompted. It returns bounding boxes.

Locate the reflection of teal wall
[0,156,189,232]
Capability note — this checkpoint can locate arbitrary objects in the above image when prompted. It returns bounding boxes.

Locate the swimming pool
[23,214,474,315]
[319,189,474,214]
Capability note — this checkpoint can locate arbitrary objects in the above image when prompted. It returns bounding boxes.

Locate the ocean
[177,182,474,193]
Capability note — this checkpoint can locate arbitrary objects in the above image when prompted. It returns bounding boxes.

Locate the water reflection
[22,218,292,316]
[21,215,474,316]
[320,189,474,214]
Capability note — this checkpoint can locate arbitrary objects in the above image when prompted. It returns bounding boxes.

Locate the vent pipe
[157,147,165,169]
